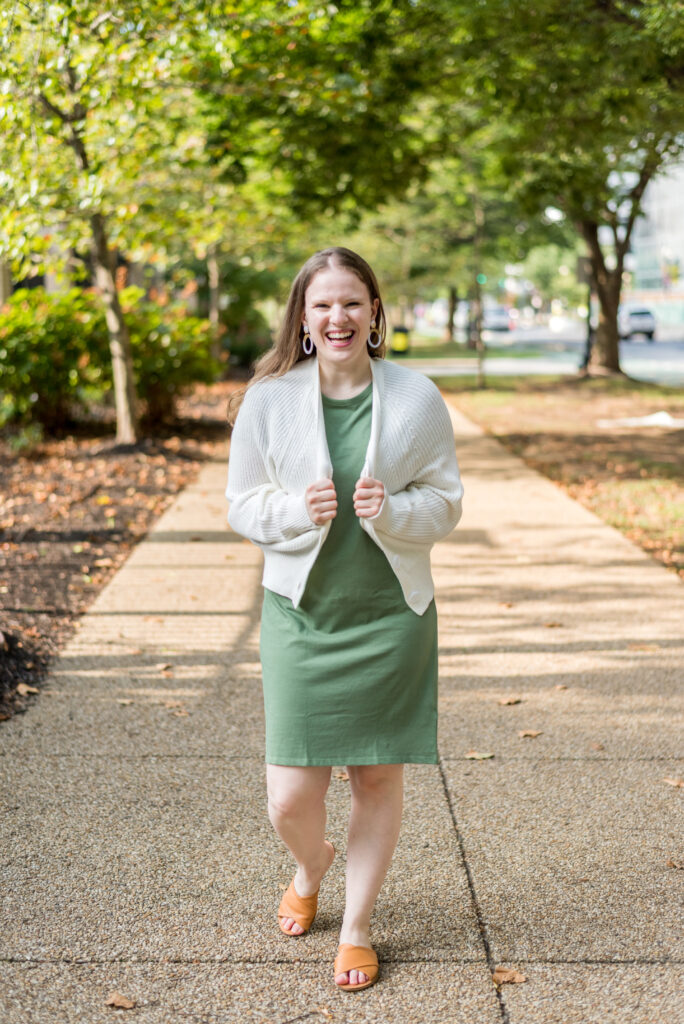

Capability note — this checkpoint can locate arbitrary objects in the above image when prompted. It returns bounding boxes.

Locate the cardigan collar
[300,355,385,480]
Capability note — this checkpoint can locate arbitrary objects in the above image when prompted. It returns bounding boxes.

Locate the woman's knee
[266,765,329,820]
[347,763,404,798]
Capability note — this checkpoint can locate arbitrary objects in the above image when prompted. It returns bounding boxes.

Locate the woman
[226,247,463,992]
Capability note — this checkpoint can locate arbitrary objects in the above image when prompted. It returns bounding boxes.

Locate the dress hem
[265,753,439,767]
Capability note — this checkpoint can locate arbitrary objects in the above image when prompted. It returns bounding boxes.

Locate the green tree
[348,115,572,347]
[0,1,450,440]
[448,0,684,373]
[0,2,212,441]
[199,1,447,219]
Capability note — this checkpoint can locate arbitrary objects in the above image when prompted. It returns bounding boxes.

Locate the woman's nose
[330,304,347,323]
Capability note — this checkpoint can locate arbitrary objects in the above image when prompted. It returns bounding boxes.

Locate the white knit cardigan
[225,356,463,614]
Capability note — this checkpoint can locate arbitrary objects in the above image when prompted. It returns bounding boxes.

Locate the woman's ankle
[339,917,372,947]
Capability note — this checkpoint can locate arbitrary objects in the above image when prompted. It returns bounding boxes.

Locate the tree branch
[37,90,71,123]
[620,147,663,256]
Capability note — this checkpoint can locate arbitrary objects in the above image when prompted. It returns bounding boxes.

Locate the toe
[335,971,349,986]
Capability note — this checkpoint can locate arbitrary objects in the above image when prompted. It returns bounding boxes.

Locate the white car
[618,307,656,341]
[482,306,511,331]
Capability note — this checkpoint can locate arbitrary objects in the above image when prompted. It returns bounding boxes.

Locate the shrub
[222,306,272,369]
[118,287,221,422]
[0,288,107,428]
[0,286,221,428]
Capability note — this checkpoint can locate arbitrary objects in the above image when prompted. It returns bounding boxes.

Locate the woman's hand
[305,478,338,525]
[353,476,385,519]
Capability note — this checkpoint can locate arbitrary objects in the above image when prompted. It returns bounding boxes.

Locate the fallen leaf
[316,1008,333,1020]
[117,699,134,706]
[499,601,514,608]
[544,621,563,628]
[554,684,568,690]
[663,777,684,788]
[156,663,173,672]
[17,683,40,695]
[171,709,190,717]
[465,750,495,760]
[666,859,683,869]
[335,770,349,781]
[499,696,523,706]
[492,967,527,986]
[96,495,112,506]
[105,991,136,1009]
[591,742,606,751]
[518,730,542,739]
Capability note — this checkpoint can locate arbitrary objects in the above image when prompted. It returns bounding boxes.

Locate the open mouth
[326,330,354,346]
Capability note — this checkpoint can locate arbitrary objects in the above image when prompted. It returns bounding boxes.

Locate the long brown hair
[227,247,387,424]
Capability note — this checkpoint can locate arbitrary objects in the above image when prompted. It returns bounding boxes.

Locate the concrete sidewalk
[1,403,682,1024]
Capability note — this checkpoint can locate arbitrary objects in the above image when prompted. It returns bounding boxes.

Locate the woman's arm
[368,390,463,544]
[226,394,316,548]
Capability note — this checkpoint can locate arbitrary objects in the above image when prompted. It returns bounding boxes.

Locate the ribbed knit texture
[226,356,463,614]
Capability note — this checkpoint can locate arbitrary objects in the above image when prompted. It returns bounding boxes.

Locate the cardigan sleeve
[226,390,317,549]
[369,387,463,544]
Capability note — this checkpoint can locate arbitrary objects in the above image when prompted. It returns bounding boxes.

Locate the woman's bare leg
[336,763,404,987]
[266,763,334,935]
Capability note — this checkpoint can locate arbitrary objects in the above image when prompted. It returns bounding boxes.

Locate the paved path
[1,403,682,1023]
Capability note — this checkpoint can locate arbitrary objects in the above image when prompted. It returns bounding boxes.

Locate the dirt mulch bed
[0,380,241,721]
[440,374,684,578]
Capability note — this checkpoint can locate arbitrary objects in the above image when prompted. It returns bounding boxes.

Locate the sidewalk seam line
[2,957,682,965]
[438,757,510,1024]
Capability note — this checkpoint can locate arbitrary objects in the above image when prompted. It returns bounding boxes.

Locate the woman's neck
[318,357,372,400]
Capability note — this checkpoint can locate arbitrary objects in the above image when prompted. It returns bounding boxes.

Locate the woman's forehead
[305,266,370,301]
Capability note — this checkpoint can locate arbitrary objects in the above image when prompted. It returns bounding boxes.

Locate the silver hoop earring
[302,328,314,356]
[368,320,382,349]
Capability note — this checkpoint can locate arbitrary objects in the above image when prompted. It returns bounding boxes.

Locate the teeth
[327,331,353,339]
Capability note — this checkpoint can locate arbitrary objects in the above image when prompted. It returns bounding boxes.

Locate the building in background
[629,159,684,329]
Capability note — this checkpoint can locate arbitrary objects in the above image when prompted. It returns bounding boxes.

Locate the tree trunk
[0,261,11,304]
[471,274,485,388]
[580,221,622,374]
[471,192,485,385]
[591,272,622,373]
[207,247,222,362]
[90,213,139,443]
[446,285,458,342]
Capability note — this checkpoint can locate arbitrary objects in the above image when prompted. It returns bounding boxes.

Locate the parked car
[618,306,656,341]
[482,306,511,331]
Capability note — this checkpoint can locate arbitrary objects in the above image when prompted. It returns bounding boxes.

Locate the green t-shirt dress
[259,381,438,766]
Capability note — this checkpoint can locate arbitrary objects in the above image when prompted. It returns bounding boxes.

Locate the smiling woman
[302,266,380,396]
[225,246,463,993]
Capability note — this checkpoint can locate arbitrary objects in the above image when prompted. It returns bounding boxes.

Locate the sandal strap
[278,881,319,929]
[334,944,379,976]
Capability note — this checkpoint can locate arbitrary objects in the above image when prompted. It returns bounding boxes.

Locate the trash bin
[390,325,410,355]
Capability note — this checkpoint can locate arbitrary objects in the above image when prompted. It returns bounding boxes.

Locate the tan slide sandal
[278,840,335,936]
[333,943,379,991]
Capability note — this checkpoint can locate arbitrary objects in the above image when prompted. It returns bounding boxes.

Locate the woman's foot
[335,924,372,987]
[279,839,335,935]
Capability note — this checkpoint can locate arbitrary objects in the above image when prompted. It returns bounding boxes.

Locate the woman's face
[302,265,379,375]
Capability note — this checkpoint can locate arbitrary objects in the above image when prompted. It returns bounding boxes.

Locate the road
[405,319,684,386]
